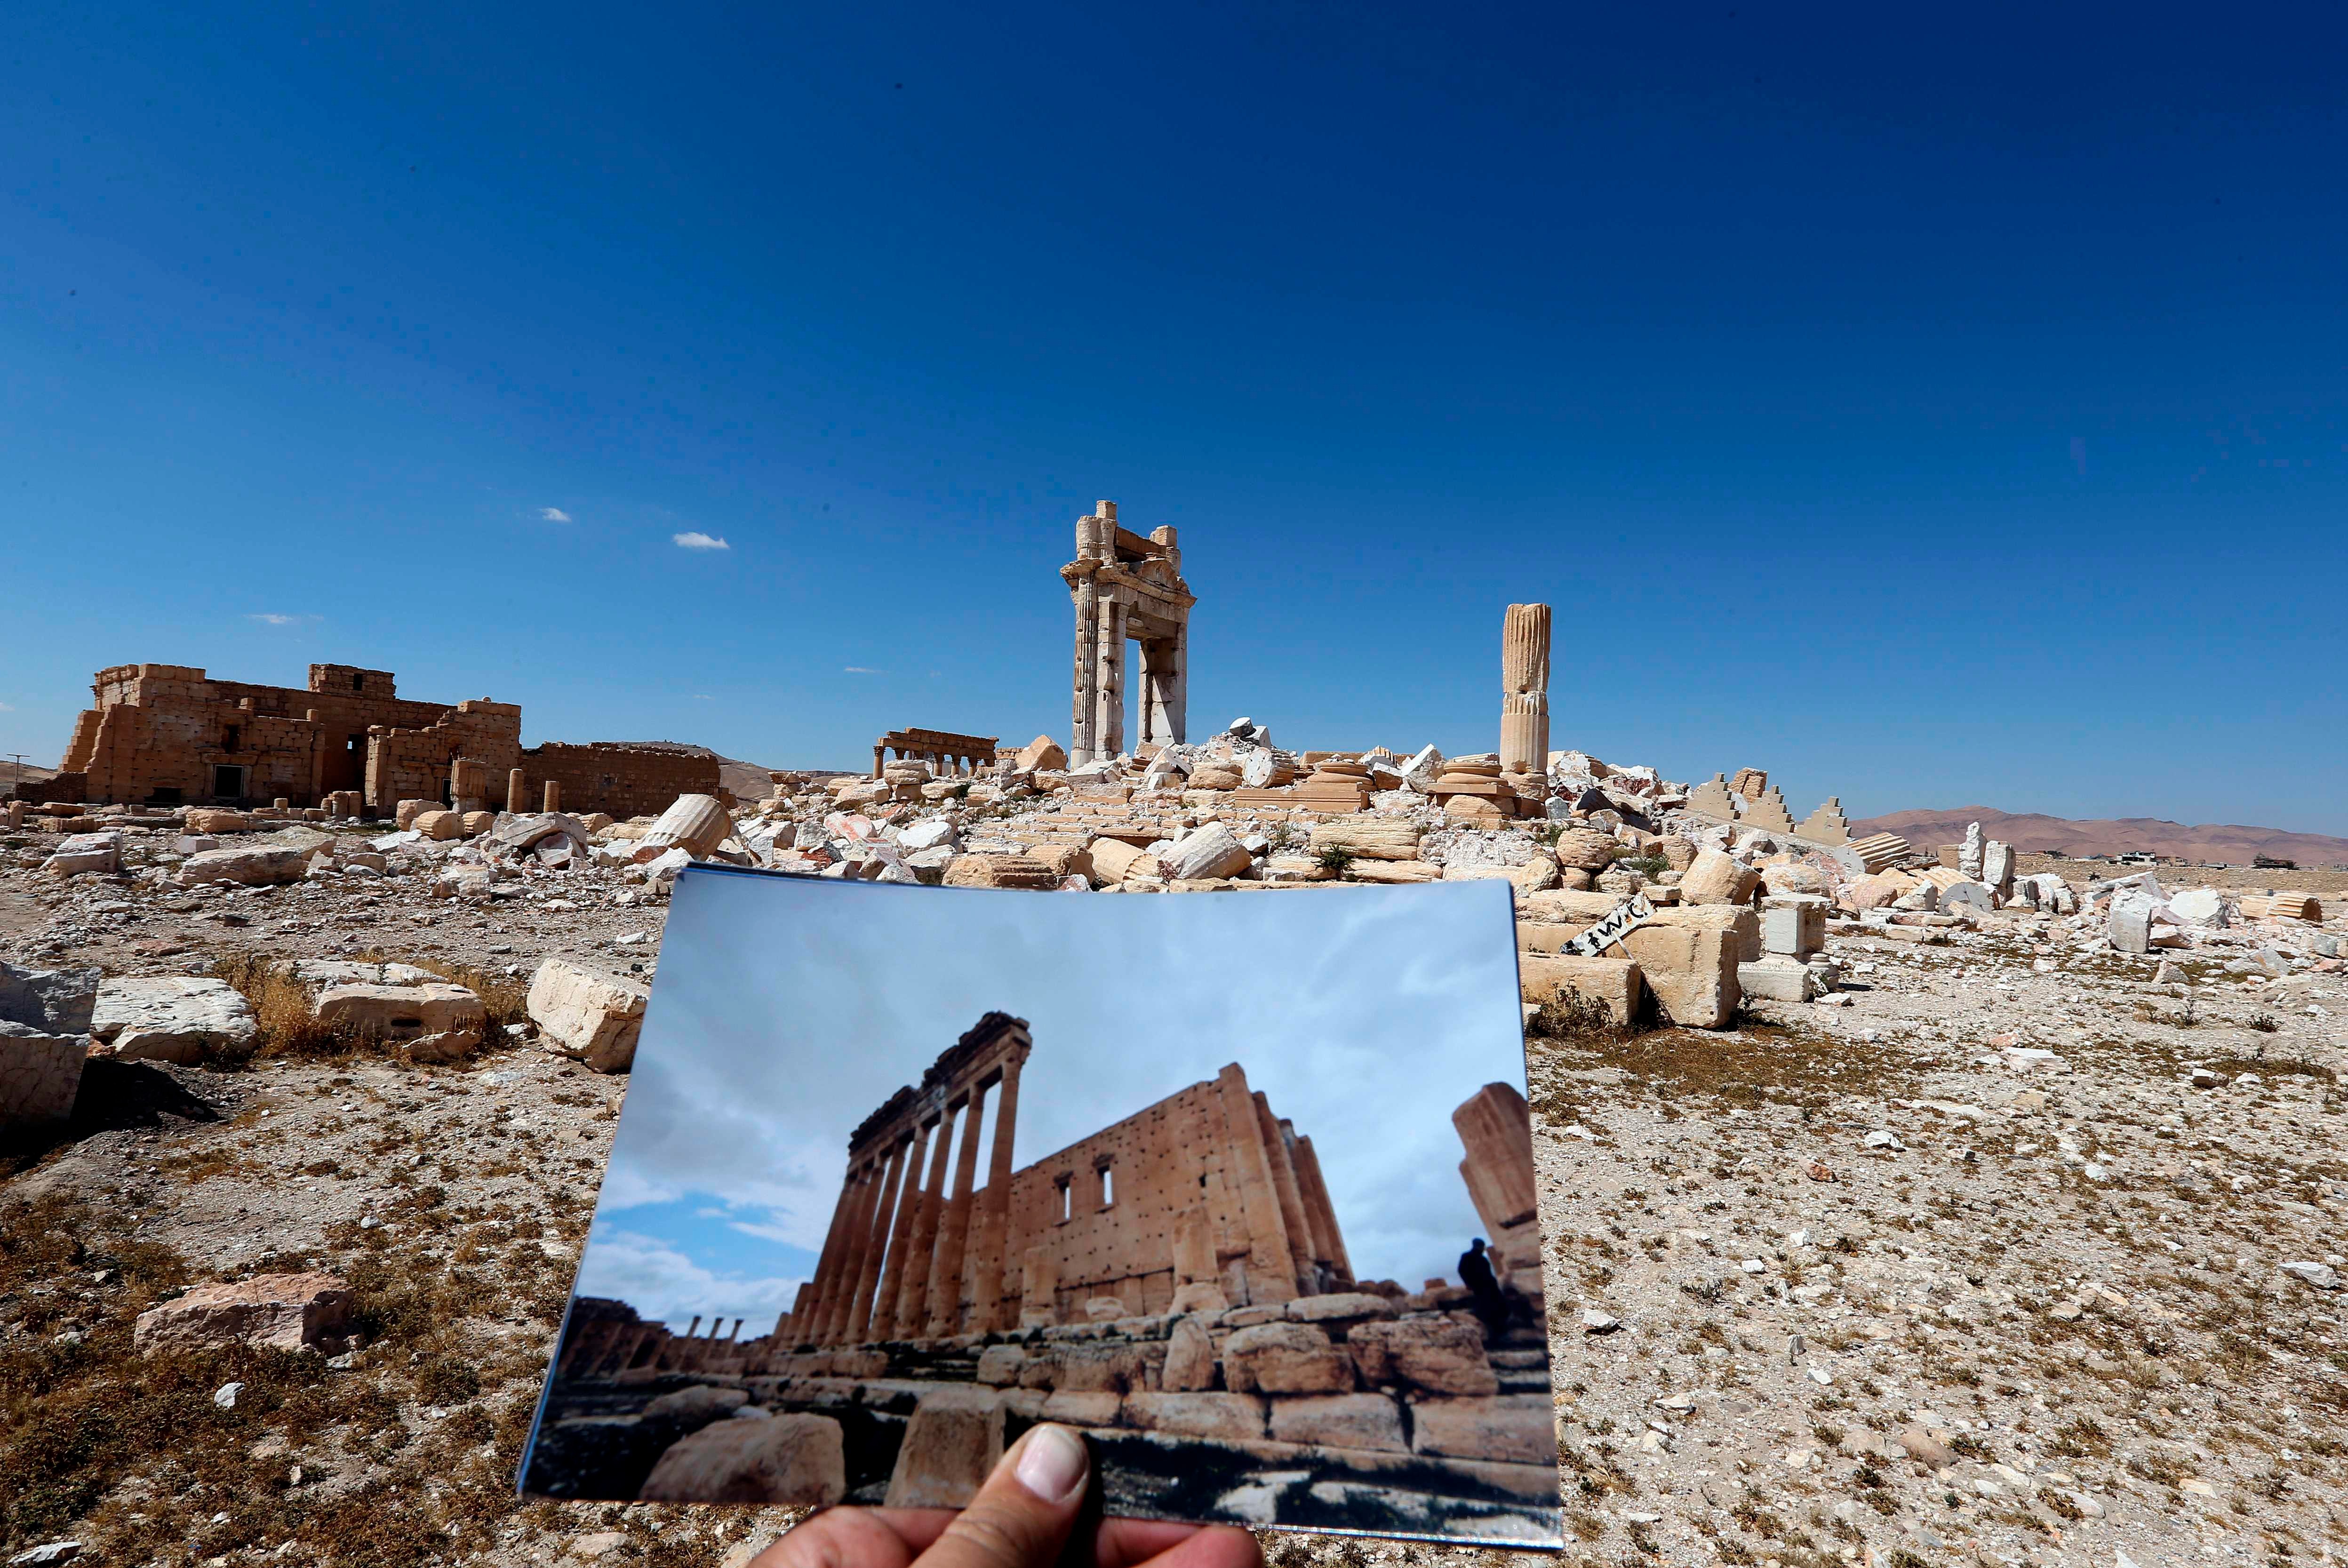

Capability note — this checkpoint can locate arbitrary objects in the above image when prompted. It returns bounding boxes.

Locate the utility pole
[5,754,25,797]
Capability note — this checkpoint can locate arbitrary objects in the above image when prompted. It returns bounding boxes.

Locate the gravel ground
[4,817,2346,1568]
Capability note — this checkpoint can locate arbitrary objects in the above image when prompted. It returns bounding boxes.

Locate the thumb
[915,1423,1092,1568]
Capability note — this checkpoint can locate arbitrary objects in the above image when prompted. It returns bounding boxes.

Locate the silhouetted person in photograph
[1458,1236,1508,1338]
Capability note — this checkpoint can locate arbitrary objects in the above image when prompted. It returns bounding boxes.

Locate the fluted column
[799,1168,863,1348]
[1500,603,1552,776]
[871,1120,934,1340]
[845,1138,910,1344]
[818,1165,884,1345]
[926,1086,990,1336]
[969,1057,1022,1331]
[1290,1133,1352,1285]
[893,1112,958,1338]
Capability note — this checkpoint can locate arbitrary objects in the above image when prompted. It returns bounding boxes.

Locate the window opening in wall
[1099,1161,1116,1208]
[222,725,240,752]
[1054,1175,1072,1223]
[351,672,364,691]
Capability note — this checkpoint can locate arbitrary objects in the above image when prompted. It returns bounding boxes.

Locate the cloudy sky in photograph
[572,867,1525,1332]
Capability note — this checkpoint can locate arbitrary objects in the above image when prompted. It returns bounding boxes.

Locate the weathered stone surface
[133,1273,354,1355]
[1014,735,1067,773]
[177,845,307,888]
[1343,859,1441,884]
[942,853,1063,890]
[1160,1314,1217,1391]
[1159,823,1252,881]
[0,1029,87,1127]
[1347,1315,1500,1396]
[1086,837,1158,882]
[1411,1393,1557,1465]
[0,961,97,1037]
[1040,1389,1122,1425]
[1738,958,1822,1002]
[974,1345,1026,1386]
[1306,819,1422,862]
[312,982,486,1059]
[1286,1292,1400,1324]
[42,831,121,878]
[642,1385,749,1428]
[1761,902,1825,958]
[411,809,464,842]
[187,808,253,833]
[641,1412,845,1505]
[92,977,256,1065]
[1222,1321,1355,1394]
[1518,954,1643,1023]
[527,959,649,1073]
[1679,848,1761,905]
[1550,828,1618,873]
[881,1388,1003,1507]
[1268,1391,1410,1451]
[1121,1391,1266,1440]
[1619,906,1751,1027]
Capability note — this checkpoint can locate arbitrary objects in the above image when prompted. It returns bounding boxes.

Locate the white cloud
[673,531,730,551]
[539,506,573,523]
[0,702,14,712]
[843,666,881,675]
[572,1228,807,1334]
[692,694,714,701]
[246,613,318,626]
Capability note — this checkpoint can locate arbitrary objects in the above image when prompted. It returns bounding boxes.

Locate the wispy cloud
[843,666,881,675]
[246,613,320,627]
[692,694,714,701]
[0,702,15,712]
[539,506,573,523]
[673,531,730,551]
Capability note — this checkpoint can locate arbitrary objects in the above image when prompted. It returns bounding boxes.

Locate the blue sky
[576,867,1521,1333]
[3,4,2344,830]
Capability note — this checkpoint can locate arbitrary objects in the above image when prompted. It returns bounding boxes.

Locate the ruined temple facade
[783,1014,1350,1350]
[1061,501,1194,768]
[48,662,715,816]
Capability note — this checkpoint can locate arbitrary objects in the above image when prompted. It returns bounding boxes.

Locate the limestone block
[92,977,257,1065]
[898,818,959,853]
[2167,888,2227,925]
[527,959,649,1073]
[974,1345,1026,1386]
[1518,954,1643,1024]
[2109,897,2153,955]
[313,982,486,1058]
[1738,959,1823,1003]
[1760,862,1829,898]
[1513,920,1587,954]
[1521,889,1624,923]
[1222,1321,1355,1394]
[1679,848,1761,905]
[1185,765,1241,791]
[1268,1391,1409,1452]
[176,845,307,888]
[1618,921,1739,1029]
[133,1272,354,1355]
[1761,902,1825,958]
[278,960,438,999]
[1982,840,2015,893]
[1306,818,1422,861]
[0,1029,87,1127]
[1659,836,1699,872]
[643,794,731,859]
[410,810,463,842]
[1411,1393,1558,1465]
[1550,828,1618,873]
[1346,1316,1500,1396]
[187,808,255,833]
[1160,823,1251,881]
[1334,858,1434,884]
[0,961,99,1036]
[1844,873,1907,911]
[1161,1315,1218,1391]
[42,831,122,878]
[1086,837,1158,882]
[942,853,1062,890]
[641,1412,846,1505]
[1014,735,1067,773]
[643,1385,750,1428]
[458,809,496,836]
[1122,1391,1266,1440]
[1287,1292,1401,1325]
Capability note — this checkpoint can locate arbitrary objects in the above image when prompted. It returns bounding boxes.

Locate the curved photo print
[520,865,1559,1548]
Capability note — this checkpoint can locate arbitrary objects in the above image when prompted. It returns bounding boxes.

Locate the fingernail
[1013,1423,1088,1504]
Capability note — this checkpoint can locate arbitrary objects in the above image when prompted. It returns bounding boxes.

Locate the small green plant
[1620,852,1669,878]
[1264,821,1300,853]
[1314,844,1357,875]
[2248,1013,2280,1034]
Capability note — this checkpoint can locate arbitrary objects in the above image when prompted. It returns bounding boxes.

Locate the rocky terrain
[1853,808,2348,872]
[4,759,2346,1568]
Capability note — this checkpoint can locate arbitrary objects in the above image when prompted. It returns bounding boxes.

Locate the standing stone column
[969,1056,1022,1331]
[1070,510,1103,768]
[892,1112,958,1338]
[845,1138,910,1344]
[871,1120,934,1341]
[819,1165,885,1345]
[1500,604,1552,776]
[507,767,527,813]
[1093,597,1128,760]
[1253,1094,1319,1294]
[925,1087,990,1336]
[799,1170,863,1347]
[1289,1134,1353,1286]
[1214,1065,1299,1305]
[542,780,561,813]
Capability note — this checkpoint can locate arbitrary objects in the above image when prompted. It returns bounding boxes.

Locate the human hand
[751,1422,1264,1568]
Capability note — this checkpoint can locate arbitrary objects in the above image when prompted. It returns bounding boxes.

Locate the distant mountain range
[1848,806,2348,867]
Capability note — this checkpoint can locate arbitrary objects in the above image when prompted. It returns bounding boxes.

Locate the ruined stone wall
[996,1064,1349,1329]
[364,701,524,809]
[521,744,722,820]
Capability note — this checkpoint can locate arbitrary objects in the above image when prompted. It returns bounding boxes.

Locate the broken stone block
[1014,735,1067,773]
[1343,859,1442,884]
[410,809,463,841]
[640,1412,846,1505]
[898,818,959,854]
[1160,1314,1218,1391]
[41,831,121,878]
[1518,954,1643,1024]
[312,982,487,1060]
[883,1388,1003,1508]
[1679,848,1761,905]
[1620,918,1740,1029]
[1306,818,1422,862]
[974,1345,1026,1386]
[1549,828,1618,874]
[1761,902,1826,958]
[0,1028,88,1128]
[187,808,254,833]
[1399,744,1444,792]
[176,845,307,888]
[1222,1321,1354,1393]
[942,853,1062,889]
[1122,1392,1267,1440]
[1411,1393,1558,1465]
[642,794,731,859]
[1737,958,1823,1002]
[2109,897,2153,955]
[0,961,98,1037]
[1267,1392,1408,1451]
[527,959,649,1073]
[1159,823,1252,881]
[1960,821,1985,880]
[643,1385,749,1427]
[1346,1315,1499,1396]
[92,977,257,1065]
[133,1272,354,1355]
